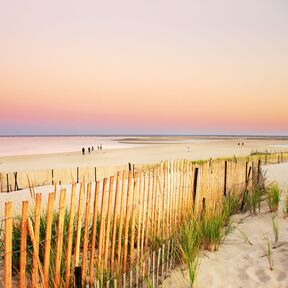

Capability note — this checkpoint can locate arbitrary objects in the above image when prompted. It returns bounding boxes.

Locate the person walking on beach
[88,147,91,154]
[82,147,85,155]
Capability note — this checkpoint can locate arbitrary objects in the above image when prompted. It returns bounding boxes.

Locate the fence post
[193,167,198,209]
[6,174,9,192]
[224,161,227,197]
[202,197,206,216]
[77,167,79,183]
[74,267,82,288]
[257,159,261,185]
[14,172,19,190]
[245,162,248,185]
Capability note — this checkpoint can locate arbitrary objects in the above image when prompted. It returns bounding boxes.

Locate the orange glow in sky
[0,0,287,135]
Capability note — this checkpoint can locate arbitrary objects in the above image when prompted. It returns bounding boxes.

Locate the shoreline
[0,139,288,173]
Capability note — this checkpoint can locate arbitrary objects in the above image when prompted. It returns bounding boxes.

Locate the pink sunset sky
[0,0,287,135]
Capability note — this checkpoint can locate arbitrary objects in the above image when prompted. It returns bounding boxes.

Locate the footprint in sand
[276,271,287,282]
[255,269,270,283]
[245,266,271,284]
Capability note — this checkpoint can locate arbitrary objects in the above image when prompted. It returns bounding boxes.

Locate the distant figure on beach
[82,147,85,155]
[188,146,190,152]
[242,142,244,146]
[91,146,94,151]
[238,143,240,146]
[88,147,91,154]
[100,144,103,150]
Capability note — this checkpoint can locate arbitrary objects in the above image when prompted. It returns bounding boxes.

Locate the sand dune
[162,163,288,288]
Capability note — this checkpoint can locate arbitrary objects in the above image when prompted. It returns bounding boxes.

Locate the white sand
[1,138,288,172]
[162,162,288,288]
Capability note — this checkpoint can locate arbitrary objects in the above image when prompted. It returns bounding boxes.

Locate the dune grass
[272,215,279,245]
[283,194,288,218]
[262,235,273,271]
[249,188,262,214]
[200,208,225,252]
[267,183,281,212]
[173,196,240,286]
[174,214,201,287]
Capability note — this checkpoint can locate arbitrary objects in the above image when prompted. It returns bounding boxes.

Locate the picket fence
[1,152,288,287]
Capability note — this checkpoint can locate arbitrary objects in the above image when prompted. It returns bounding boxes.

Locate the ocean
[0,136,133,156]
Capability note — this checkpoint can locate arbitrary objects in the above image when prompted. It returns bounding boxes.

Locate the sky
[0,0,288,135]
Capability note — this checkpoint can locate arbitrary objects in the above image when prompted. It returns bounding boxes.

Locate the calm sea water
[0,136,133,156]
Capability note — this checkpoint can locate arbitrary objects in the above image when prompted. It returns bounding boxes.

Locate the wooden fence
[1,152,287,193]
[1,153,288,287]
[0,165,138,193]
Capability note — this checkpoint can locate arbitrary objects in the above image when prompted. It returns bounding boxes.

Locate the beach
[1,136,288,172]
[1,136,288,216]
[1,137,288,287]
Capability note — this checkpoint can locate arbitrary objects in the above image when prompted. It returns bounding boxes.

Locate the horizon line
[0,134,288,138]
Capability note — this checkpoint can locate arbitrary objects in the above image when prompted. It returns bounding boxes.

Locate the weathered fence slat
[65,184,76,288]
[54,189,66,287]
[82,183,92,285]
[19,201,28,288]
[43,192,55,287]
[4,202,13,288]
[32,193,41,287]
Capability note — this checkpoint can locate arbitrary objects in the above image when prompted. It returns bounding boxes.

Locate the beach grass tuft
[175,215,202,287]
[272,215,279,245]
[200,207,225,252]
[262,235,273,270]
[283,193,288,218]
[249,188,262,214]
[267,183,281,212]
